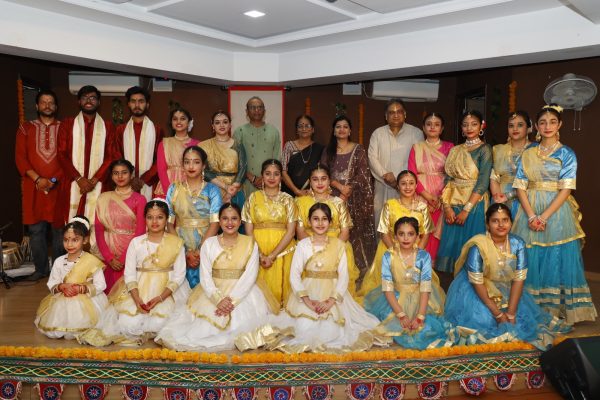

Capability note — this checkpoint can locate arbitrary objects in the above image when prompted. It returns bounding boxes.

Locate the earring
[461,132,466,137]
[262,181,265,191]
[506,136,511,143]
[327,186,333,195]
[201,170,205,181]
[535,132,541,141]
[278,182,282,192]
[557,131,560,140]
[479,130,484,137]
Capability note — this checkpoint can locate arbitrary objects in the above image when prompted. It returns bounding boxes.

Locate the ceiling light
[244,10,265,18]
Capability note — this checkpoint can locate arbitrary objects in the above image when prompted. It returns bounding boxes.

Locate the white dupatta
[123,116,156,200]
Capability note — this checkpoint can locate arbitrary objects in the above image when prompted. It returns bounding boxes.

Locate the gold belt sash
[253,222,287,230]
[136,266,174,272]
[178,218,209,228]
[107,228,135,235]
[212,269,244,279]
[499,175,515,185]
[394,282,419,293]
[527,181,559,191]
[451,178,477,187]
[304,270,338,279]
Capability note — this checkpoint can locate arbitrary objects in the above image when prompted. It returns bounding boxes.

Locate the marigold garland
[0,340,557,365]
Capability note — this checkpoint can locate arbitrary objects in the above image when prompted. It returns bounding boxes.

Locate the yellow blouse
[377,198,434,236]
[242,190,297,228]
[296,195,352,237]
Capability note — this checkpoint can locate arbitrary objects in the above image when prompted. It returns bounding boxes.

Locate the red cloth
[54,114,117,227]
[15,119,63,225]
[114,119,164,187]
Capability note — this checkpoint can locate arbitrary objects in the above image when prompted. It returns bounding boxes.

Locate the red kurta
[54,114,117,227]
[15,119,63,225]
[114,118,164,187]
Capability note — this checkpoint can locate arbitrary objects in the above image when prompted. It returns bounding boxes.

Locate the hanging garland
[508,81,518,113]
[17,75,25,125]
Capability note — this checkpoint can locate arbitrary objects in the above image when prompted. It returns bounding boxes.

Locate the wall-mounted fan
[543,73,597,131]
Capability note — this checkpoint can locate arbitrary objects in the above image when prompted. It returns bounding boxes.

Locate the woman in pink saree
[407,113,453,266]
[155,107,200,198]
[94,159,146,292]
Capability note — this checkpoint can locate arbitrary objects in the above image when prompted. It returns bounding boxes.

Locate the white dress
[155,235,278,351]
[35,253,108,340]
[281,238,383,352]
[79,234,189,345]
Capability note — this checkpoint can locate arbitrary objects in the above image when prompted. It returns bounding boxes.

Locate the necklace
[218,234,238,260]
[400,197,417,211]
[145,233,165,265]
[185,180,205,197]
[65,250,83,265]
[538,141,559,156]
[509,141,529,171]
[174,134,190,142]
[426,138,441,146]
[488,232,510,268]
[298,142,313,164]
[215,135,230,143]
[337,141,351,153]
[115,186,132,196]
[465,137,482,147]
[398,248,417,281]
[310,235,328,268]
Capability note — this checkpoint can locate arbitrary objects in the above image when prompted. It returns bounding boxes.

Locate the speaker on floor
[540,336,600,400]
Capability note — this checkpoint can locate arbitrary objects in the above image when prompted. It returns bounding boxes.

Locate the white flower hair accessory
[187,119,194,133]
[70,216,90,230]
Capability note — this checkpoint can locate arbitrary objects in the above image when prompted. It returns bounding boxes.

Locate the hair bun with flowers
[70,216,90,230]
[543,104,564,113]
[481,119,487,130]
[187,119,194,133]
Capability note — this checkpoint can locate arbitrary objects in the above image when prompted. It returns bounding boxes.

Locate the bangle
[528,215,537,223]
[506,313,515,320]
[416,314,426,321]
[494,312,504,319]
[463,202,474,213]
[159,294,164,302]
[396,311,407,319]
[34,176,41,184]
[537,216,547,224]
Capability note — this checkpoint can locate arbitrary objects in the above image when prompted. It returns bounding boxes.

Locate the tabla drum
[2,242,22,270]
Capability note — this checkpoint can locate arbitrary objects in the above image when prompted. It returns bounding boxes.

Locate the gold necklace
[145,233,165,265]
[218,234,238,260]
[425,138,441,146]
[185,180,205,197]
[214,135,230,143]
[174,134,190,141]
[537,141,559,156]
[115,186,132,196]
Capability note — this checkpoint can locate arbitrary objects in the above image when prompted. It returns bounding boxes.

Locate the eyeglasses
[297,124,312,130]
[248,105,264,111]
[81,96,98,103]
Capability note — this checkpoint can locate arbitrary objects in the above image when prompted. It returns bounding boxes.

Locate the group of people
[17,84,596,354]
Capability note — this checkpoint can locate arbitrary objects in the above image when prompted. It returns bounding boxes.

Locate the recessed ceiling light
[244,10,265,18]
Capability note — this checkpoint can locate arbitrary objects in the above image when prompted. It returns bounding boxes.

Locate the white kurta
[368,123,423,224]
[156,236,278,351]
[35,254,108,339]
[282,238,381,352]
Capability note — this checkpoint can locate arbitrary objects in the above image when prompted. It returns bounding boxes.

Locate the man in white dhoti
[368,99,423,224]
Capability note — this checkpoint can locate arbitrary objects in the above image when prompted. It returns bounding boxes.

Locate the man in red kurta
[15,90,65,280]
[114,86,163,200]
[54,85,117,236]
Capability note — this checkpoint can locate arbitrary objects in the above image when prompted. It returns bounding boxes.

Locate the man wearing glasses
[234,96,281,197]
[368,98,423,224]
[54,85,116,236]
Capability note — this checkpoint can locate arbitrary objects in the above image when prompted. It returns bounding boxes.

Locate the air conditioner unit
[68,71,141,96]
[371,79,439,102]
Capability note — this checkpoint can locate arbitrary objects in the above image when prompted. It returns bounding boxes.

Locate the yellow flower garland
[0,341,541,365]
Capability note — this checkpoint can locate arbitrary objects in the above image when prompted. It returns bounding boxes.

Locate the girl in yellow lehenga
[242,159,297,308]
[35,216,107,340]
[296,165,360,297]
[358,170,434,299]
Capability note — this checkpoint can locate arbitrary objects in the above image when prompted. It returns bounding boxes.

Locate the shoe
[24,272,46,281]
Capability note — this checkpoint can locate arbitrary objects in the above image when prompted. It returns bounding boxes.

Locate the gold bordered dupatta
[453,234,517,309]
[441,145,479,206]
[186,235,261,329]
[171,183,211,249]
[94,192,137,260]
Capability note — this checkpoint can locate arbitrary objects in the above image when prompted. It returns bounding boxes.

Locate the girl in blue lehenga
[511,105,596,325]
[166,146,222,288]
[437,111,491,283]
[364,217,453,349]
[445,203,570,350]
